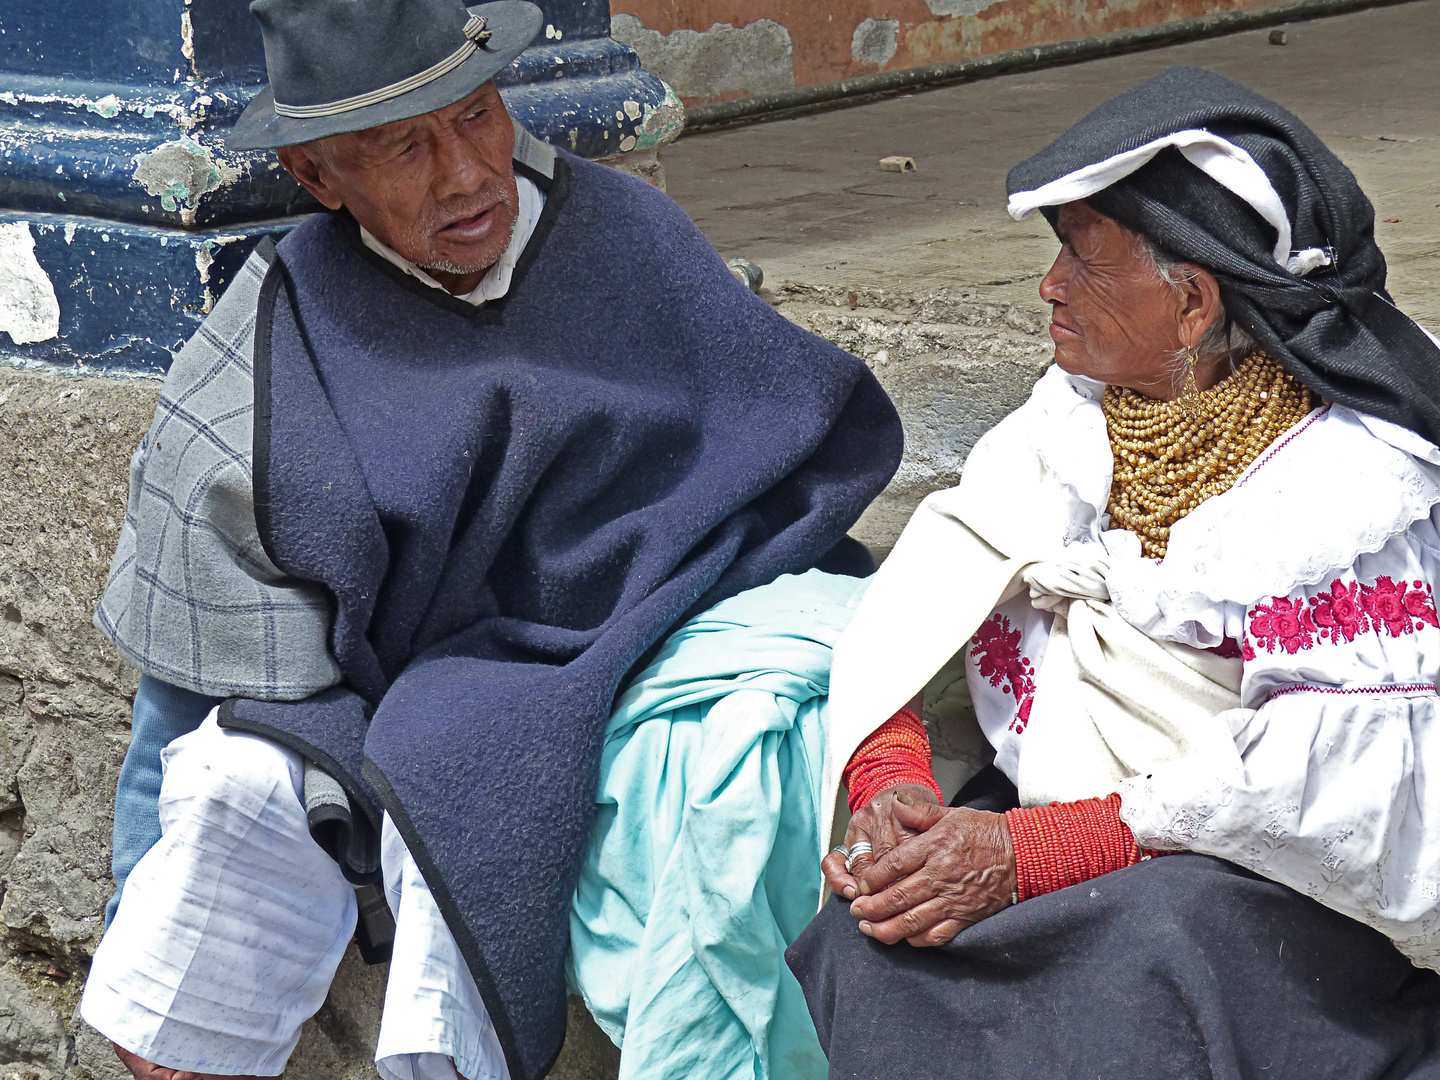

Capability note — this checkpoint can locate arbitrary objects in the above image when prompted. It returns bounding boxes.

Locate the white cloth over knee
[81,711,358,1075]
[82,713,510,1080]
[376,815,509,1080]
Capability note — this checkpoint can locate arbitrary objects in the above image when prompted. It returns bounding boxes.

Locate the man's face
[278,82,519,295]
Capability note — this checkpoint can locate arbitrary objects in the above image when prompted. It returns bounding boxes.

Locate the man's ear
[276,143,346,212]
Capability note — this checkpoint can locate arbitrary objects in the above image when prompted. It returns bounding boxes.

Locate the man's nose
[432,130,489,200]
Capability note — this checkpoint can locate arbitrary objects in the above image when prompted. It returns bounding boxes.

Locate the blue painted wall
[0,0,682,375]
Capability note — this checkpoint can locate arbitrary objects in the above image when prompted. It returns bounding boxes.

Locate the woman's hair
[1139,237,1256,362]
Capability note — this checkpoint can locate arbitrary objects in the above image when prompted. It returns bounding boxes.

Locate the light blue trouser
[105,675,221,926]
[570,569,865,1080]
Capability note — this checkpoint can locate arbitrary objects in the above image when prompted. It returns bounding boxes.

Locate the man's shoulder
[530,151,739,310]
[161,245,272,403]
[144,244,272,465]
[201,243,273,346]
[512,121,556,182]
[556,150,692,235]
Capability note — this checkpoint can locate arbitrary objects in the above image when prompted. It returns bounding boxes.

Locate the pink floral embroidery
[1248,576,1439,654]
[970,614,1037,734]
[1407,580,1440,629]
[1309,579,1370,644]
[1361,576,1412,637]
[1247,596,1316,655]
[1359,576,1438,636]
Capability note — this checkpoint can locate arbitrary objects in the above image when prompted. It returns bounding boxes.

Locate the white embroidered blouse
[965,364,1440,970]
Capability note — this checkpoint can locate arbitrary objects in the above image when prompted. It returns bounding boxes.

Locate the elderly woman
[786,66,1440,1078]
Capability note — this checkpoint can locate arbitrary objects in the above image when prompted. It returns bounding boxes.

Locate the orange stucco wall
[610,0,1273,104]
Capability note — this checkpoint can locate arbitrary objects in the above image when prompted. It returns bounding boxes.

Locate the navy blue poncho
[219,151,902,1079]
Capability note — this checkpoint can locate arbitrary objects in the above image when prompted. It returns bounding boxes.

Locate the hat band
[274,15,493,120]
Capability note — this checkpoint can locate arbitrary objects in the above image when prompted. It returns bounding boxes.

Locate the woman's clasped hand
[823,788,1017,947]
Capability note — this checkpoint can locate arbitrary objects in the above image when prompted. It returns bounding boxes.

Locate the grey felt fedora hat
[228,0,543,150]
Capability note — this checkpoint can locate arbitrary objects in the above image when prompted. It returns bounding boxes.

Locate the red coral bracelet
[1005,793,1169,901]
[843,706,943,811]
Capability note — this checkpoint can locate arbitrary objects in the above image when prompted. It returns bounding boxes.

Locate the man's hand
[822,783,941,901]
[847,795,1016,947]
[113,1043,267,1080]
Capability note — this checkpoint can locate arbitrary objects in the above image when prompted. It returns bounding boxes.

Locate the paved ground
[656,0,1440,556]
[664,0,1440,328]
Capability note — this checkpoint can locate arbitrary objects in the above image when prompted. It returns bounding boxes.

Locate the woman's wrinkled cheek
[1078,273,1147,356]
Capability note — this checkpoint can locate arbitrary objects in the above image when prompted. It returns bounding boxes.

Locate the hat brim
[227,0,543,151]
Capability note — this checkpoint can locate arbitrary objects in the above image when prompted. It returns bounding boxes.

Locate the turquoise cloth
[569,569,866,1080]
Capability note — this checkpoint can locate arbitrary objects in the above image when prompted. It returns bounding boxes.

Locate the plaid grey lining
[94,250,341,700]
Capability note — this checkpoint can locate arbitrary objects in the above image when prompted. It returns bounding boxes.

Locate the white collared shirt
[359,174,544,306]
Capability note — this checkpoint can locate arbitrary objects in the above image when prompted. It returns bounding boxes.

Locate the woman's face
[1039,202,1220,398]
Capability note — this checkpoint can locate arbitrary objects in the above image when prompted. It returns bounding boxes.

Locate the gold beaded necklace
[1103,351,1313,560]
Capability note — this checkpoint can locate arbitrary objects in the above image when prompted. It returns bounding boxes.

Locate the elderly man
[80,1,902,1078]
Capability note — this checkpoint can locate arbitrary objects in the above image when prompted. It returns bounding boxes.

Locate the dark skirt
[787,773,1440,1080]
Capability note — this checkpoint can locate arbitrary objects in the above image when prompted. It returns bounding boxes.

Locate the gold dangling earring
[1179,347,1201,415]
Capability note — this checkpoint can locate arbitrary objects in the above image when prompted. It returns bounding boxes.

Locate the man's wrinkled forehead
[317,82,509,162]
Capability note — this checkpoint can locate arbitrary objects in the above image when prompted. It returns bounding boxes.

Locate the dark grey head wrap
[1007,66,1440,446]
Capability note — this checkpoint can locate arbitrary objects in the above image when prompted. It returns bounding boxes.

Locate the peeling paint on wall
[611,14,795,99]
[923,0,1003,17]
[84,94,122,118]
[0,88,196,126]
[131,137,238,224]
[852,18,900,66]
[632,86,686,150]
[193,234,247,313]
[180,11,196,67]
[613,0,1268,104]
[0,223,61,345]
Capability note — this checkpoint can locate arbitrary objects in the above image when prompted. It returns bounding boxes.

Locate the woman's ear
[276,143,346,212]
[1176,264,1223,349]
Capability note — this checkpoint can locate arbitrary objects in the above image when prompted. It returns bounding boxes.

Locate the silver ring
[845,840,874,873]
[831,845,850,858]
